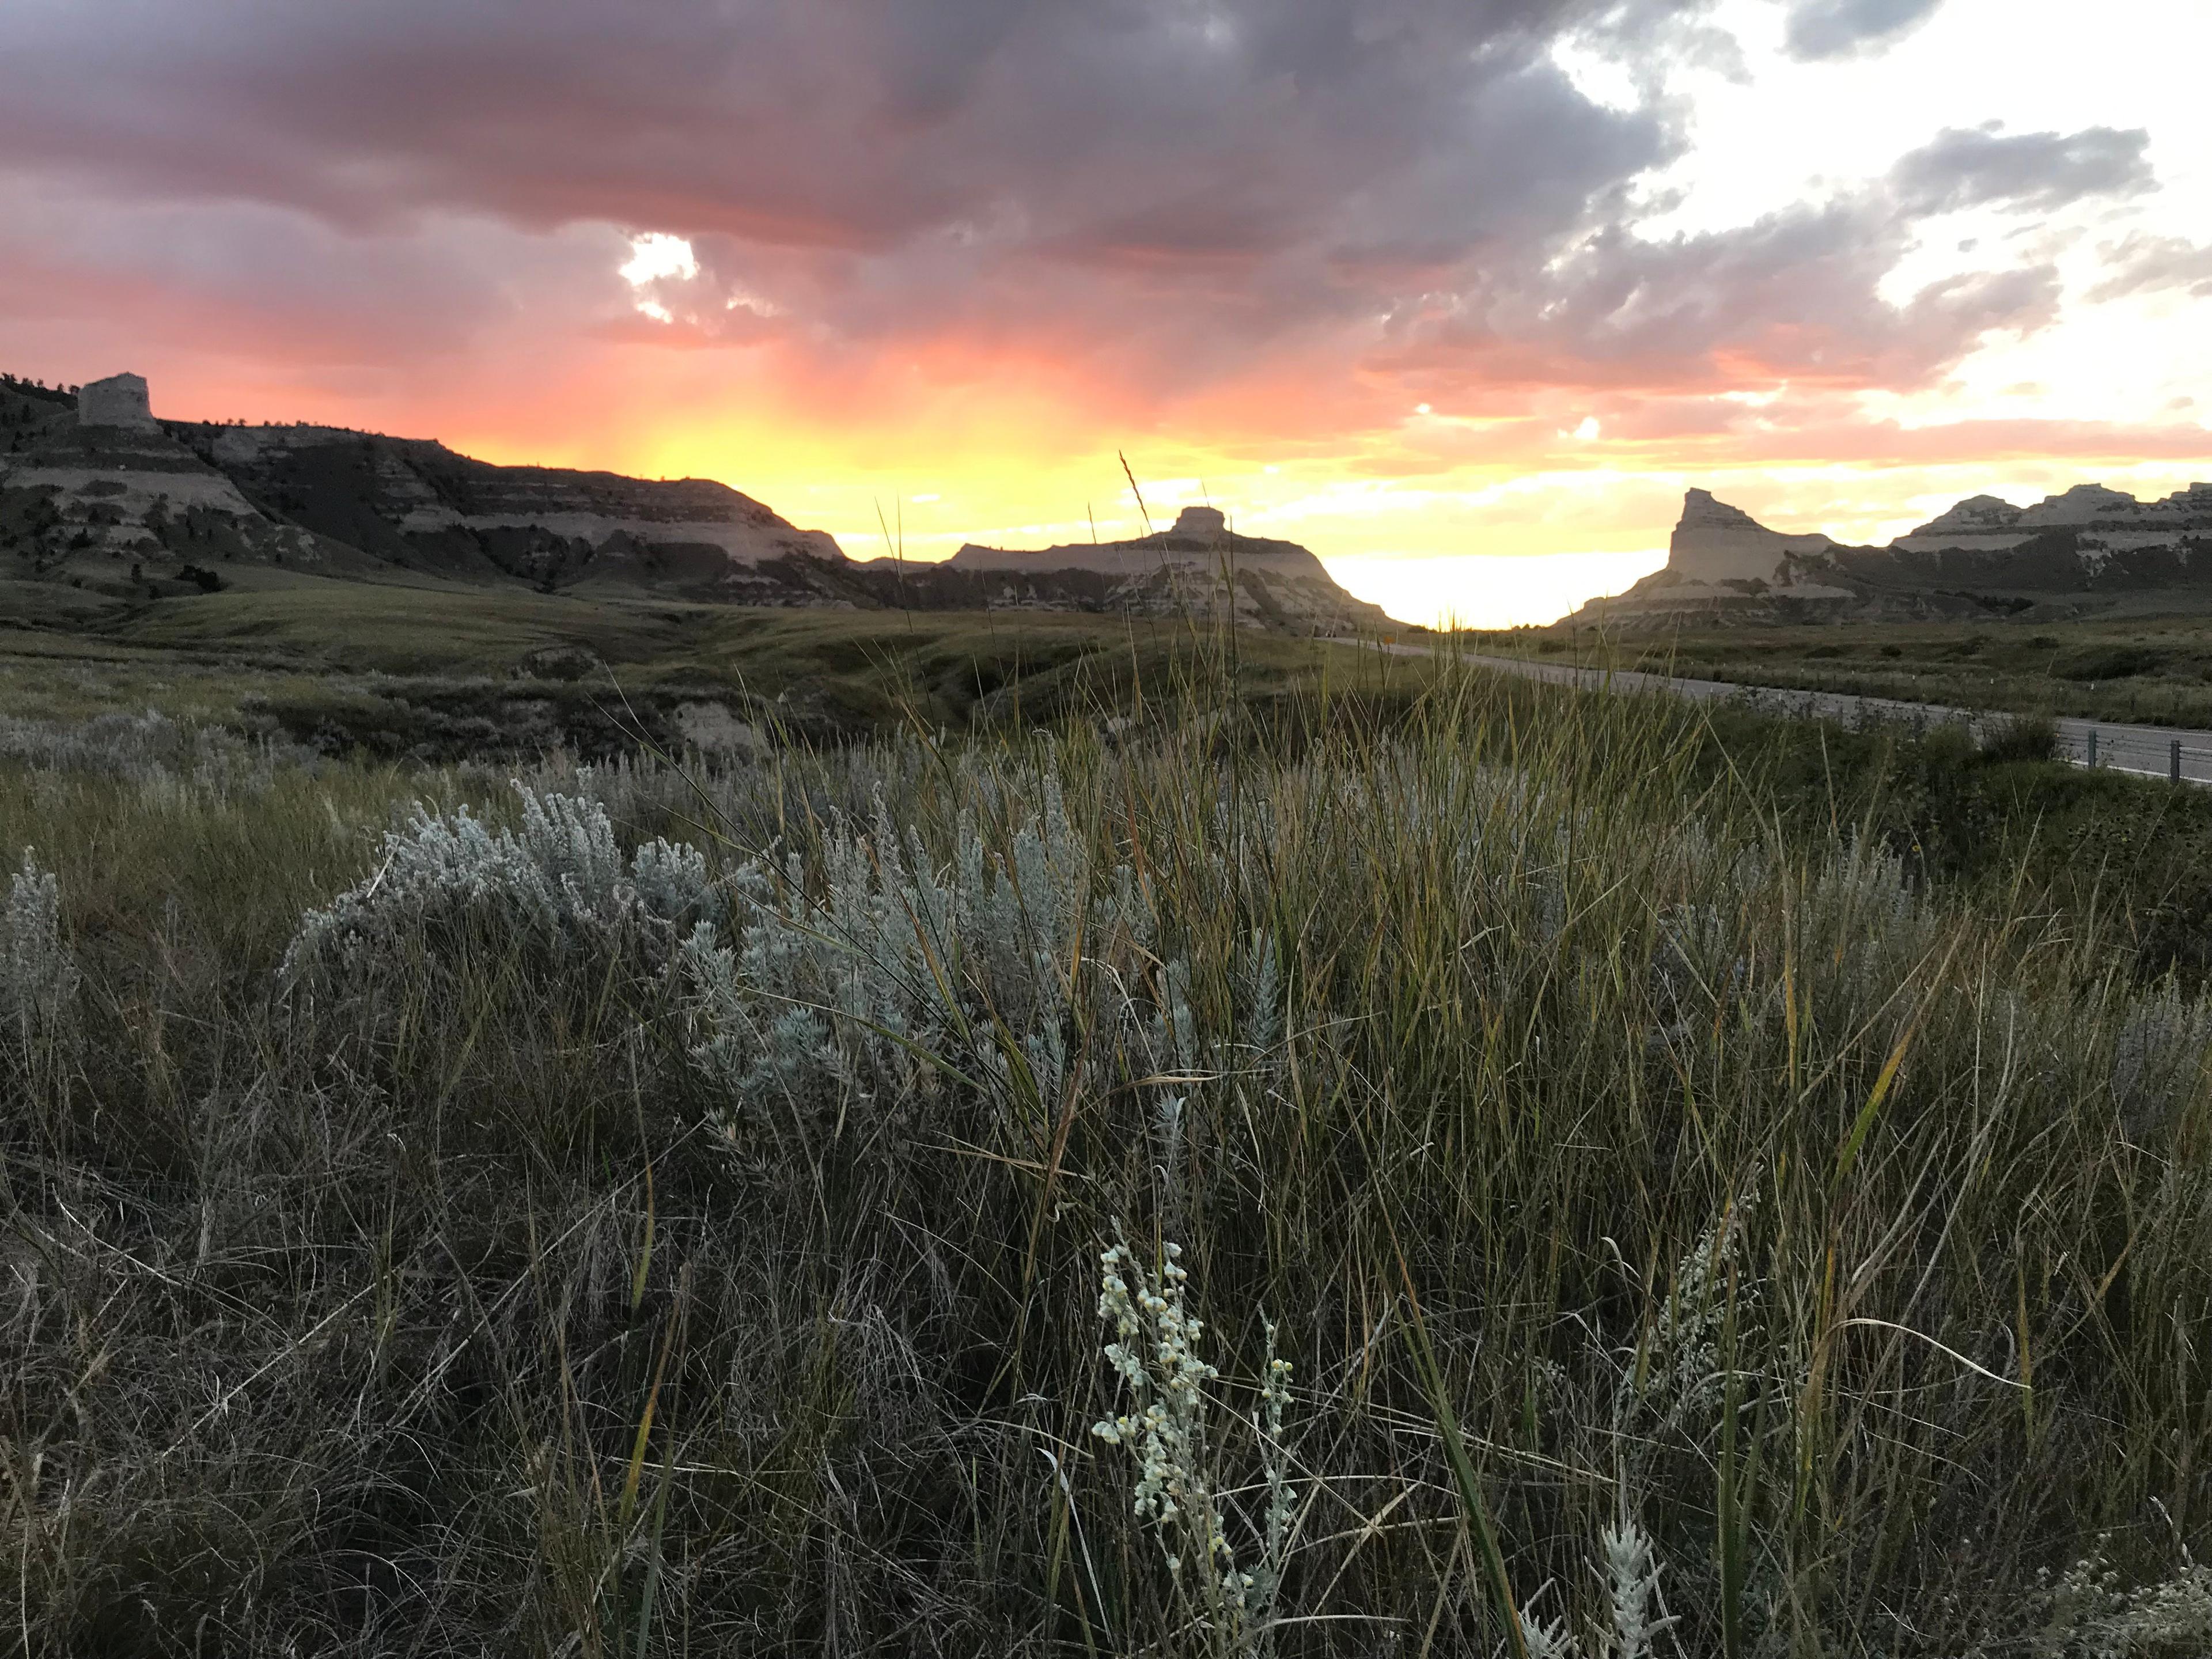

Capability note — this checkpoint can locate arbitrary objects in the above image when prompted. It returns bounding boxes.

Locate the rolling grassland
[4,654,2211,1655]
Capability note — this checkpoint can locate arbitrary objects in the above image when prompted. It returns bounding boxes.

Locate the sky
[3,0,2209,627]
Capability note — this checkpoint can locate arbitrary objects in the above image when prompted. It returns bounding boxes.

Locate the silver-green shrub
[281,783,714,988]
[2109,987,2212,1143]
[2028,1537,2212,1657]
[1,850,77,1049]
[681,768,1171,1145]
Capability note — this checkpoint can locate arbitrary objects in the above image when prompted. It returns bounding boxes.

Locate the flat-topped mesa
[948,502,1331,578]
[1160,505,1229,541]
[1667,487,1837,584]
[78,371,159,432]
[937,502,1388,631]
[2017,482,2142,527]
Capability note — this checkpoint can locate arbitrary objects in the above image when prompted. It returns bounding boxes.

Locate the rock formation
[933,505,1392,632]
[1,373,327,583]
[2,370,1388,632]
[77,372,159,433]
[1666,488,1840,583]
[1573,482,2212,627]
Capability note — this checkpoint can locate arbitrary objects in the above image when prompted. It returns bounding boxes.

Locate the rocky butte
[1571,482,2212,627]
[0,371,1387,631]
[914,506,1391,632]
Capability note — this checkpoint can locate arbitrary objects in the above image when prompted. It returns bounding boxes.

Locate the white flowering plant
[1092,1234,1296,1657]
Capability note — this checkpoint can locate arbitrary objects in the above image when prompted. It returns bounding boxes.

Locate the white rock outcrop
[77,372,158,432]
[1666,488,1838,583]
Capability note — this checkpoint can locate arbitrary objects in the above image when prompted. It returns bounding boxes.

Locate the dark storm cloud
[1782,0,1944,61]
[0,0,2133,420]
[1891,126,2155,217]
[0,0,1702,378]
[0,0,1670,249]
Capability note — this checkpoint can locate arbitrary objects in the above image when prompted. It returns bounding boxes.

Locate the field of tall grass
[3,659,2210,1656]
[1483,616,2212,733]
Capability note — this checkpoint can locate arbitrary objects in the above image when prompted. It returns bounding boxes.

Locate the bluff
[1573,482,2212,627]
[909,506,1392,633]
[0,372,1385,632]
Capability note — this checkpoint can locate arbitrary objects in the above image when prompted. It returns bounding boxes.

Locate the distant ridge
[926,506,1392,632]
[1573,480,2212,627]
[0,371,1386,632]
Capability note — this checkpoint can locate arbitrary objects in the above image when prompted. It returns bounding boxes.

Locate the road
[1347,640,2212,785]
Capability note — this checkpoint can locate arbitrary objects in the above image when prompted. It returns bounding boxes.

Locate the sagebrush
[3,666,2210,1656]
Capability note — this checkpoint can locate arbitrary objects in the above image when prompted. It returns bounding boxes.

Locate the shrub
[7,680,2212,1656]
[681,765,1179,1150]
[1,849,75,1050]
[2056,645,2162,682]
[1983,710,2062,762]
[1092,1236,1294,1657]
[279,782,714,990]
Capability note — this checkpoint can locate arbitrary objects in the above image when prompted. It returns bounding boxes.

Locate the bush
[279,781,714,991]
[0,849,74,1052]
[2056,645,2162,681]
[1982,709,2062,762]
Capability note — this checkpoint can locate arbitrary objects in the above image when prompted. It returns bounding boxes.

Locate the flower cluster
[1094,1240,1221,1541]
[1092,1237,1294,1654]
[2032,1534,2212,1658]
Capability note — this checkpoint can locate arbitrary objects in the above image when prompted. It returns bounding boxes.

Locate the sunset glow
[4,0,2207,625]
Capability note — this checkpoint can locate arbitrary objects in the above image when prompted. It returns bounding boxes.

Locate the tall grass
[2,660,2209,1654]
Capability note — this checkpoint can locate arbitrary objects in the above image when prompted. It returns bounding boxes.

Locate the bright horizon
[5,0,2210,627]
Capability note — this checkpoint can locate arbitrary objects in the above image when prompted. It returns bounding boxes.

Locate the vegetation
[0,574,1415,756]
[1471,616,2212,730]
[5,642,2212,1656]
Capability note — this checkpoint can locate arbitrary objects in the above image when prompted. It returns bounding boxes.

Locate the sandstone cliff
[933,506,1392,633]
[1574,482,2212,627]
[1,373,1387,633]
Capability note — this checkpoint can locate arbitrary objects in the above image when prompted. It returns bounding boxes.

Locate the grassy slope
[1,569,1406,748]
[3,667,2209,1654]
[1476,615,2212,729]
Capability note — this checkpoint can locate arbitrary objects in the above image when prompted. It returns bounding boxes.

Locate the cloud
[0,1,1698,388]
[1891,125,2155,217]
[1782,0,1944,60]
[2089,233,2212,302]
[0,0,2187,499]
[1381,194,2059,407]
[0,1,1675,253]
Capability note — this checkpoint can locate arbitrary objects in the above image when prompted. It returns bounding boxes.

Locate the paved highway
[1345,640,2212,785]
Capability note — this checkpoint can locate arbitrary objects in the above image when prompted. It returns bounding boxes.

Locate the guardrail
[2057,728,2212,783]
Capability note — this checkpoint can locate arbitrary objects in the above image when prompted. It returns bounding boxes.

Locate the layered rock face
[1575,482,2212,627]
[187,422,847,600]
[2,372,1387,632]
[1666,488,1841,582]
[935,505,1392,632]
[78,373,158,433]
[1,377,328,584]
[2,372,857,603]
